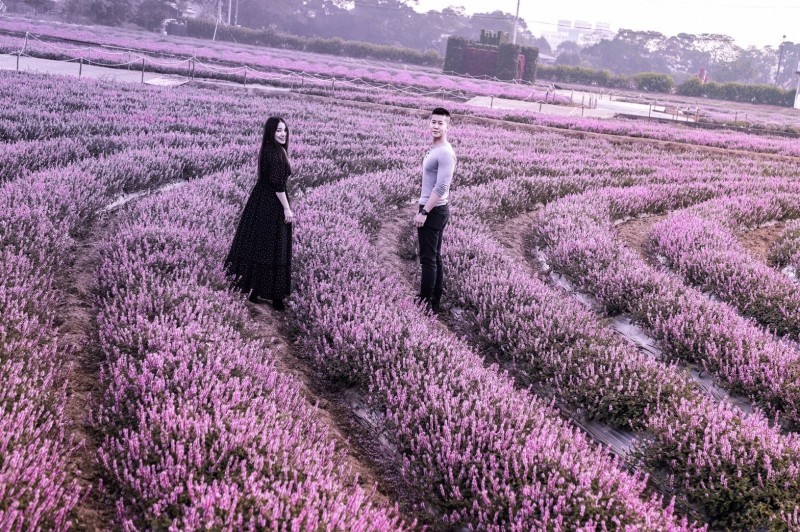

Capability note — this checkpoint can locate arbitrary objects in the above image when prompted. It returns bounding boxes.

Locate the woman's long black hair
[258,116,291,174]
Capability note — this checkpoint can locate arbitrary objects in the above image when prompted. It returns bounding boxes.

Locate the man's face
[430,114,449,139]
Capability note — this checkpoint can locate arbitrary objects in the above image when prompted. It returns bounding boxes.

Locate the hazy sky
[413,0,797,48]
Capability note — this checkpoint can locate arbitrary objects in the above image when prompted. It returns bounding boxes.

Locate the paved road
[0,53,192,86]
[0,53,290,93]
[467,91,696,122]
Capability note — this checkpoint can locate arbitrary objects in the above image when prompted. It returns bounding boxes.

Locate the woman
[225,117,294,310]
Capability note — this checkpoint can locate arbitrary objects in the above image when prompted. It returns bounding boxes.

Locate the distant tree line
[182,18,441,66]
[18,0,800,92]
[554,29,798,90]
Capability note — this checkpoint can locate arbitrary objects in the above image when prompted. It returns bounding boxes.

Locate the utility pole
[213,0,222,41]
[776,34,787,85]
[512,0,521,44]
[234,0,239,26]
[227,0,232,25]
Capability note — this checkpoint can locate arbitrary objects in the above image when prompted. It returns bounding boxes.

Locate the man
[414,107,456,314]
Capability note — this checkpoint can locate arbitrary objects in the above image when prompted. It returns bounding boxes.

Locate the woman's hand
[284,208,294,224]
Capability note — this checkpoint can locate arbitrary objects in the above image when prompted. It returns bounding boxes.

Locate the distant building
[543,19,614,50]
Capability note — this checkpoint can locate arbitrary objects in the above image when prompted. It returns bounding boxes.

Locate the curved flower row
[0,72,295,524]
[531,184,800,426]
[0,165,86,529]
[431,200,800,528]
[649,194,800,338]
[289,170,695,529]
[770,220,800,275]
[91,168,402,529]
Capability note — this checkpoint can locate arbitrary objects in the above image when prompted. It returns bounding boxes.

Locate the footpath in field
[466,92,697,122]
[0,53,286,92]
[55,214,115,529]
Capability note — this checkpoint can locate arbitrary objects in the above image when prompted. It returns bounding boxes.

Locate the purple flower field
[3,44,800,530]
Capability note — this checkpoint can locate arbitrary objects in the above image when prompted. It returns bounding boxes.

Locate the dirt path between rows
[248,295,420,525]
[739,223,785,264]
[53,217,116,529]
[615,215,667,263]
[616,214,787,267]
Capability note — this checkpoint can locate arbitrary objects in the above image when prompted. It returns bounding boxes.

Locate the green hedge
[537,64,629,88]
[495,42,521,81]
[520,46,538,83]
[633,72,674,93]
[443,36,468,74]
[539,66,671,92]
[678,77,795,106]
[180,19,441,66]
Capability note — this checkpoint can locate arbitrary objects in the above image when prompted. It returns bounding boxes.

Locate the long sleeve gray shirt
[419,142,456,207]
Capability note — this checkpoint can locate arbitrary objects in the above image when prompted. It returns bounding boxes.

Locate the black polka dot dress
[225,146,292,300]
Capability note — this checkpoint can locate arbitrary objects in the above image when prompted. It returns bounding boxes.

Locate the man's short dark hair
[431,107,451,118]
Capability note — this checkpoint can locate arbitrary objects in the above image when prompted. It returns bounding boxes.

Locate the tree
[713,45,774,84]
[776,41,800,88]
[133,0,177,29]
[555,52,581,66]
[582,35,656,75]
[66,0,134,25]
[556,40,580,55]
[531,36,551,55]
[23,0,55,12]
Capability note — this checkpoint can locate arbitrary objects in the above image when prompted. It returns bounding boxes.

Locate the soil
[615,215,668,261]
[53,216,116,530]
[491,210,542,279]
[738,223,785,264]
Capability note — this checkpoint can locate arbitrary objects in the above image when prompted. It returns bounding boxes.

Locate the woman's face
[274,122,287,145]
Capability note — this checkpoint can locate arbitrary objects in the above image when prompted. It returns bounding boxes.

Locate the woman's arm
[261,148,294,223]
[276,191,294,224]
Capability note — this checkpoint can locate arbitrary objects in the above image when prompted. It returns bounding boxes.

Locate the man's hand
[414,212,427,228]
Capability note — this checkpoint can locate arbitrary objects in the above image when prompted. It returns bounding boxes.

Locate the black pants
[417,204,449,308]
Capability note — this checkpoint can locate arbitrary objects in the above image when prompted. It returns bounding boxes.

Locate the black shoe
[271,298,286,311]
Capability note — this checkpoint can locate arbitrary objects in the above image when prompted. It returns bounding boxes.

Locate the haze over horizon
[414,0,796,49]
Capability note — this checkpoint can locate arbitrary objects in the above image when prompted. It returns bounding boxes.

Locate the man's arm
[415,150,455,227]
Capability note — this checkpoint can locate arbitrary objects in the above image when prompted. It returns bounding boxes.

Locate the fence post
[22,32,28,54]
[79,57,83,78]
[490,96,493,108]
[649,104,652,118]
[190,58,195,80]
[243,67,247,87]
[141,57,145,83]
[331,77,335,91]
[16,51,19,72]
[538,101,542,112]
